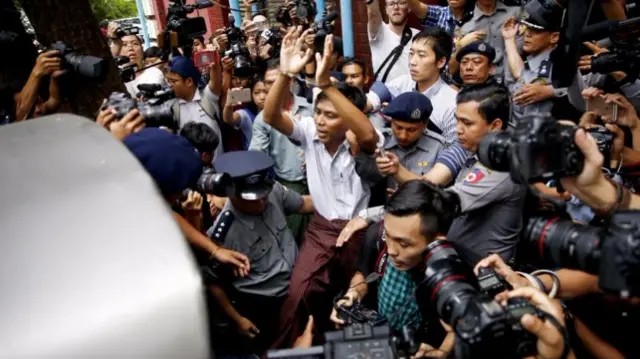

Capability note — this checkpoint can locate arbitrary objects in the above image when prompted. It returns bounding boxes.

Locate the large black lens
[196,172,234,196]
[525,217,602,274]
[478,132,512,172]
[65,52,109,80]
[418,241,478,325]
[137,102,175,129]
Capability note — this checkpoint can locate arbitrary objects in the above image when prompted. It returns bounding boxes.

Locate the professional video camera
[415,240,545,359]
[224,15,253,78]
[311,11,338,51]
[525,210,640,298]
[267,324,395,359]
[41,41,108,80]
[478,113,613,184]
[104,86,176,129]
[160,0,214,56]
[582,17,640,81]
[115,26,140,39]
[115,56,137,83]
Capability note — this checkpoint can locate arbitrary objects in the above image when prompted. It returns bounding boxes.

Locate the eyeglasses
[386,1,408,8]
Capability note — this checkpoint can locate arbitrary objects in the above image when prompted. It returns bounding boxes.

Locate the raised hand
[280,27,315,75]
[315,34,334,87]
[501,17,518,41]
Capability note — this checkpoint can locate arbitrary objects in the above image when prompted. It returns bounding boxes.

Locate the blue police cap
[214,151,276,200]
[124,128,203,195]
[168,56,205,88]
[381,92,433,123]
[370,81,393,104]
[455,41,497,63]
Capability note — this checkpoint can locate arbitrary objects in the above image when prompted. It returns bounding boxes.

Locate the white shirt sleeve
[289,116,315,148]
[366,91,381,112]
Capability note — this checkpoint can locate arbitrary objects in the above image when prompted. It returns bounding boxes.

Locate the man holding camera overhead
[166,56,224,160]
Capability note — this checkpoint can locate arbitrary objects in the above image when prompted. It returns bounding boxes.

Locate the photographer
[222,77,268,150]
[14,49,65,121]
[330,180,463,354]
[166,56,224,160]
[120,33,166,99]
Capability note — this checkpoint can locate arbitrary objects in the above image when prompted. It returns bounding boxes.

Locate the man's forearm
[323,86,378,151]
[263,73,290,125]
[367,0,383,39]
[299,195,315,214]
[110,40,122,58]
[407,0,428,19]
[15,72,43,121]
[505,39,524,80]
[209,285,244,323]
[393,164,421,185]
[209,65,223,96]
[348,272,369,300]
[173,211,219,255]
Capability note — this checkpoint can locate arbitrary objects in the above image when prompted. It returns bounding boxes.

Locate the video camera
[478,113,613,184]
[224,15,253,78]
[40,41,108,81]
[104,85,176,129]
[582,17,640,81]
[115,26,140,40]
[115,56,137,83]
[311,12,338,52]
[160,0,214,56]
[415,240,545,359]
[525,210,640,298]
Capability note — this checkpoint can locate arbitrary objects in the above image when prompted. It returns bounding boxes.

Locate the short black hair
[339,57,366,74]
[456,83,510,130]
[193,35,205,44]
[316,85,367,112]
[385,180,460,239]
[144,46,162,59]
[180,122,220,154]
[412,27,453,64]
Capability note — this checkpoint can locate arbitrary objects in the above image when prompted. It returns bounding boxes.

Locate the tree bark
[19,0,126,119]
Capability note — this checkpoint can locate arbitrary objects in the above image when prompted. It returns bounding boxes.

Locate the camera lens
[418,240,478,325]
[478,132,513,172]
[525,217,602,274]
[137,102,175,129]
[233,56,253,78]
[196,172,234,196]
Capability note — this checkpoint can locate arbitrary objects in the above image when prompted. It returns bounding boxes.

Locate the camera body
[312,12,338,52]
[104,90,175,129]
[224,15,253,78]
[115,56,137,83]
[49,41,108,80]
[162,0,214,53]
[336,301,387,326]
[195,167,235,196]
[526,210,640,298]
[416,240,543,359]
[478,114,613,183]
[477,266,512,298]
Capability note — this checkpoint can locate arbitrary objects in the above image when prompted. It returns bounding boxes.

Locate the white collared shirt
[289,116,384,220]
[177,86,224,159]
[387,76,458,144]
[369,23,420,85]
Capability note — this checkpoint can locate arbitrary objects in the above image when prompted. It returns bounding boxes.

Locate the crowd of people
[3,0,640,357]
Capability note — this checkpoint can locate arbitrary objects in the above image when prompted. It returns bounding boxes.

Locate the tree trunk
[19,0,126,119]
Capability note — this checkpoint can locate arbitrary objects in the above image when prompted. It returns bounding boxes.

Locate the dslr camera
[42,41,108,80]
[104,85,176,129]
[115,56,137,83]
[525,210,640,298]
[224,15,253,78]
[479,113,613,183]
[187,167,235,196]
[416,240,543,359]
[311,12,338,52]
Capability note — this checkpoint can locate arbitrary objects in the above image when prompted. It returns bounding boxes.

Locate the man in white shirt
[264,29,383,347]
[166,56,224,160]
[387,27,459,143]
[367,0,419,84]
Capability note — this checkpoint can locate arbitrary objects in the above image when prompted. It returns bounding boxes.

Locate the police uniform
[355,92,445,191]
[456,41,501,88]
[205,151,303,355]
[506,12,567,126]
[446,154,526,261]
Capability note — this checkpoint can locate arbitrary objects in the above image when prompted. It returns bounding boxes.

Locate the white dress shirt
[289,117,384,220]
[387,76,458,144]
[177,86,224,159]
[369,23,419,85]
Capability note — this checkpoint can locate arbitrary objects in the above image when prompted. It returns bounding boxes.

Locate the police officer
[356,92,446,193]
[204,151,313,357]
[503,7,566,125]
[456,40,498,87]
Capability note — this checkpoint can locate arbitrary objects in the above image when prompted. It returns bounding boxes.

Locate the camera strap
[375,222,388,275]
[373,26,413,83]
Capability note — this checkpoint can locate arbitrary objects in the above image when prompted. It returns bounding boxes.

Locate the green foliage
[89,0,138,22]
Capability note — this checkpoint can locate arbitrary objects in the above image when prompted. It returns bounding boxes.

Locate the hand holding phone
[193,51,218,69]
[227,88,252,104]
[587,96,618,122]
[378,147,389,159]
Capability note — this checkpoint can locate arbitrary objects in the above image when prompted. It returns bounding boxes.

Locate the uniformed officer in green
[445,83,526,261]
[503,4,566,126]
[356,92,446,192]
[205,151,314,357]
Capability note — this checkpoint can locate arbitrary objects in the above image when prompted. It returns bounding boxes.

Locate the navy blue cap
[382,92,433,123]
[168,56,205,88]
[124,128,203,195]
[521,0,564,32]
[456,41,496,63]
[214,151,276,200]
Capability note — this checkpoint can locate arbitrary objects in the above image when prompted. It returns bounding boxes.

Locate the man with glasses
[166,56,224,160]
[367,0,419,85]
